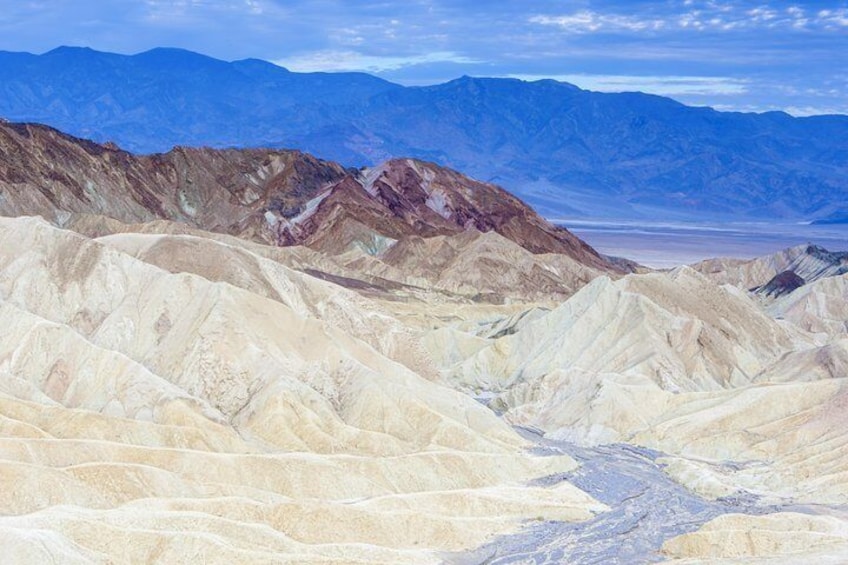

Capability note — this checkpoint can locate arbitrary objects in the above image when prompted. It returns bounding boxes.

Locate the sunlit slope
[431,265,848,506]
[0,216,604,562]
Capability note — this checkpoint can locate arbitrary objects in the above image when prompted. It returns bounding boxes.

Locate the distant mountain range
[2,46,848,223]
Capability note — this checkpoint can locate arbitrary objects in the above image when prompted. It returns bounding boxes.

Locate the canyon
[0,120,847,562]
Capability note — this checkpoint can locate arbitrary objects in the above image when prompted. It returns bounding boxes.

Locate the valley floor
[565,220,848,268]
[450,428,848,564]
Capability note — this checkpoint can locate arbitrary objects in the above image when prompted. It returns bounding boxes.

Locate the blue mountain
[2,46,847,222]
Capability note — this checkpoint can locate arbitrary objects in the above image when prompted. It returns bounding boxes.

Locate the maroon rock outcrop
[0,121,619,272]
[754,270,806,298]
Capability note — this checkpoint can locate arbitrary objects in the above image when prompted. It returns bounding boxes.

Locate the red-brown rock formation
[0,121,618,272]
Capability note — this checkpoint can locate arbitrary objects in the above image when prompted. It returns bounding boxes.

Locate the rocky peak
[352,158,619,270]
[754,270,806,298]
[0,120,620,273]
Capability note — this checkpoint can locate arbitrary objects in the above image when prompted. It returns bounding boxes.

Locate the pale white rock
[663,512,848,564]
[0,216,603,562]
[768,273,848,337]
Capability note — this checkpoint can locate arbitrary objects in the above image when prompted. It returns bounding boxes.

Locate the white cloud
[244,0,262,15]
[531,4,848,34]
[507,73,749,96]
[783,105,848,117]
[274,50,482,73]
[530,12,665,33]
[819,8,848,27]
[747,7,778,22]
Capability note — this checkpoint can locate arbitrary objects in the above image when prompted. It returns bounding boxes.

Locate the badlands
[0,121,847,563]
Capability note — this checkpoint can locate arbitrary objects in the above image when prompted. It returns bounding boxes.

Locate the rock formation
[693,243,848,291]
[0,119,847,562]
[0,121,616,274]
[0,216,606,563]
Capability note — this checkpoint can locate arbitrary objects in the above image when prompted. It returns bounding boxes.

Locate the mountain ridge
[0,119,618,276]
[2,91,848,562]
[2,46,847,222]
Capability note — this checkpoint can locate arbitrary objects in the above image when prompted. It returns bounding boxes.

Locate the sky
[0,0,846,115]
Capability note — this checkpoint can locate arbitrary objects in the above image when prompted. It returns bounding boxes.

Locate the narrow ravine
[444,427,780,565]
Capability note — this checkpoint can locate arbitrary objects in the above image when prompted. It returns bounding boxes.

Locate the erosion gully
[442,426,829,565]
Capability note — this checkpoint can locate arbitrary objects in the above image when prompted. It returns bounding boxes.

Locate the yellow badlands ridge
[1,214,847,562]
[0,216,603,563]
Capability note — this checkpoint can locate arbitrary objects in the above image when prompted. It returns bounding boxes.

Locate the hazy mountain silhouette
[2,46,847,221]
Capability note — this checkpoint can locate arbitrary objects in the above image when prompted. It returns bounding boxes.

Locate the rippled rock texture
[1,120,847,562]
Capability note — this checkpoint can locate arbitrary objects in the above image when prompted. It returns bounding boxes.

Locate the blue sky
[1,0,846,115]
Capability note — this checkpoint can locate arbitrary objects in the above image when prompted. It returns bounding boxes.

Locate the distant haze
[567,221,848,268]
[2,47,848,226]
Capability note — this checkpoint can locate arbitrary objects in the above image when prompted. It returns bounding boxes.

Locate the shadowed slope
[0,215,605,562]
[3,47,848,221]
[0,121,619,274]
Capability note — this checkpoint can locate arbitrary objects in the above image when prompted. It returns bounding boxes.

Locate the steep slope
[379,230,603,302]
[0,120,348,230]
[663,513,848,563]
[95,230,439,377]
[631,374,848,505]
[3,47,848,221]
[754,270,806,298]
[767,274,848,337]
[693,243,848,291]
[0,216,522,454]
[281,158,613,269]
[0,216,605,562]
[426,264,848,509]
[0,121,617,276]
[59,214,596,305]
[444,268,800,400]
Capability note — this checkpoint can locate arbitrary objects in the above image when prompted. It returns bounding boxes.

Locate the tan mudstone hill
[0,216,606,562]
[2,118,848,562]
[692,243,848,292]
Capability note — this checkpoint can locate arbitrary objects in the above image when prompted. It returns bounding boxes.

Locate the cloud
[244,0,263,15]
[508,73,749,96]
[747,7,779,22]
[712,103,848,117]
[529,12,666,33]
[143,0,268,23]
[782,105,848,117]
[531,3,848,34]
[274,50,482,73]
[817,8,848,28]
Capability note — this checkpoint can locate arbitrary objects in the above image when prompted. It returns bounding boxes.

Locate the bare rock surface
[693,243,848,291]
[0,216,606,563]
[428,256,848,562]
[767,273,848,338]
[2,119,848,563]
[0,121,619,275]
[446,428,792,564]
[663,511,848,563]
